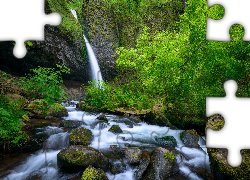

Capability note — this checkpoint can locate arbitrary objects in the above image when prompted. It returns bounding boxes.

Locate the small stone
[108,125,122,134]
[124,147,142,165]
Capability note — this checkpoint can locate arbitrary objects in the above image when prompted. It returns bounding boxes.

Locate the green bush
[83,0,250,127]
[0,95,28,148]
[17,64,70,116]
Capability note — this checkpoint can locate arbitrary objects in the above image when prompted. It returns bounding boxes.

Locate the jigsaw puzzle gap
[227,147,242,167]
[223,80,238,98]
[13,41,27,59]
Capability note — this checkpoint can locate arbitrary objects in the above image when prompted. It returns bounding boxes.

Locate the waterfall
[71,9,103,88]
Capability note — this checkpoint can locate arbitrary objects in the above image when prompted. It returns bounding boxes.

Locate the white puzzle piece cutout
[206,80,250,167]
[0,0,61,58]
[207,0,250,41]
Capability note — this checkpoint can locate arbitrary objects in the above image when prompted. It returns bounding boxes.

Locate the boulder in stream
[81,165,108,180]
[27,100,68,119]
[110,160,126,174]
[108,125,123,134]
[70,127,93,146]
[57,145,109,171]
[124,147,142,165]
[47,103,68,118]
[180,129,201,149]
[134,157,150,180]
[97,114,108,121]
[60,120,86,128]
[143,147,179,180]
[154,136,177,148]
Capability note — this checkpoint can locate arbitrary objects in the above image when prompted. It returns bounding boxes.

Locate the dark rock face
[108,125,123,134]
[0,25,88,83]
[57,145,109,171]
[124,147,142,165]
[134,157,150,180]
[180,129,201,149]
[110,160,126,174]
[143,147,179,180]
[82,1,118,81]
[154,136,177,148]
[97,114,108,121]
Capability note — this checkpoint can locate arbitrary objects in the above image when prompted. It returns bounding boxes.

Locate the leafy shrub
[0,95,28,148]
[17,64,70,116]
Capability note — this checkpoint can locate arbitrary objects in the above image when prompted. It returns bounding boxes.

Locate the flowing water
[1,10,210,180]
[2,101,211,180]
[71,9,103,87]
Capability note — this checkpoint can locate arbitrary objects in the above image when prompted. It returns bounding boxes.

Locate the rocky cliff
[0,0,184,83]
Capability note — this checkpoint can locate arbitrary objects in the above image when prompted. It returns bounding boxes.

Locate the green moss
[27,99,45,115]
[22,114,30,122]
[48,103,64,113]
[108,125,122,134]
[155,136,175,142]
[189,129,198,136]
[208,149,250,179]
[63,149,86,164]
[81,165,107,180]
[180,131,185,141]
[164,152,176,162]
[70,128,93,145]
[47,0,83,40]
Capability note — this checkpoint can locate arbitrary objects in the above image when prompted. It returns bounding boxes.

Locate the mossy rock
[96,114,108,121]
[48,103,68,118]
[27,100,68,118]
[70,127,93,146]
[124,147,142,165]
[155,136,177,148]
[208,148,250,180]
[205,114,225,136]
[6,94,29,110]
[164,151,176,162]
[76,102,87,111]
[144,147,179,180]
[60,120,86,128]
[108,125,122,134]
[81,165,108,180]
[57,145,109,171]
[110,160,126,175]
[26,99,46,118]
[134,157,150,180]
[47,103,68,118]
[180,129,201,149]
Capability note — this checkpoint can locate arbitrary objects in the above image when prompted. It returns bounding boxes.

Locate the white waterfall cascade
[71,9,103,88]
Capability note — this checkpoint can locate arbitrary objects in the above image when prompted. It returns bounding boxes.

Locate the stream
[2,101,211,180]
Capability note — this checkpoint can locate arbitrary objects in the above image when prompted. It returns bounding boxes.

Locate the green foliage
[84,0,250,128]
[47,0,83,39]
[81,165,106,180]
[164,152,176,162]
[17,64,70,116]
[208,4,225,20]
[0,95,28,147]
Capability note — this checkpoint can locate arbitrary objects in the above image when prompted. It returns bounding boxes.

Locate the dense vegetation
[0,64,69,148]
[83,0,250,128]
[1,0,249,148]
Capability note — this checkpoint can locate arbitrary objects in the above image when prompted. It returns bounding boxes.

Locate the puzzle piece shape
[206,80,250,167]
[0,0,61,58]
[207,0,250,41]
